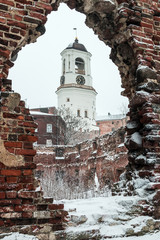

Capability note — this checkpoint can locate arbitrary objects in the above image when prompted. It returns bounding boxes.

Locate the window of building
[75,57,85,74]
[84,110,88,118]
[77,109,80,117]
[46,123,52,133]
[67,98,70,102]
[46,139,52,147]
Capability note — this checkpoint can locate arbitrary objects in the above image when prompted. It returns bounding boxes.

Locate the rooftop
[96,114,126,121]
[66,38,88,52]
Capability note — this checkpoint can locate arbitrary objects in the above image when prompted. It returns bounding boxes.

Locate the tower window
[46,124,52,133]
[66,98,70,102]
[75,58,85,75]
[77,110,80,117]
[84,110,88,118]
[63,59,65,74]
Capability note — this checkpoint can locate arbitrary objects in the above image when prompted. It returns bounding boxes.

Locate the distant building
[96,114,127,135]
[30,108,66,146]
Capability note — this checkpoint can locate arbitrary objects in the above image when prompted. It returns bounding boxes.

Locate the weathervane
[73,28,78,42]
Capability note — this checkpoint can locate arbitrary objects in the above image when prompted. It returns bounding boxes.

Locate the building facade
[96,114,127,135]
[30,109,66,146]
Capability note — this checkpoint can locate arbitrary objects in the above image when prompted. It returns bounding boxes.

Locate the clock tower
[56,38,98,131]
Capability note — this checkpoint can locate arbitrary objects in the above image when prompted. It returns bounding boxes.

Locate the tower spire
[73,28,78,43]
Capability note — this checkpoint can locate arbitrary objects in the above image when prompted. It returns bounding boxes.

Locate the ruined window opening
[75,57,85,75]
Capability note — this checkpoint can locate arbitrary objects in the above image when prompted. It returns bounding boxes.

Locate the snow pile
[61,195,160,239]
[0,233,38,240]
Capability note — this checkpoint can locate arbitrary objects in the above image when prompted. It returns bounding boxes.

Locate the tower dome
[66,38,88,52]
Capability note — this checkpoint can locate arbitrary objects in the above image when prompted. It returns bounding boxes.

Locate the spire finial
[73,28,78,42]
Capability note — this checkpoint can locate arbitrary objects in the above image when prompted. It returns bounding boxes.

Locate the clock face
[76,75,85,85]
[60,75,65,85]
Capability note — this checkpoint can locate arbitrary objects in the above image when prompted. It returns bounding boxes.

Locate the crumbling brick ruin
[1,0,160,236]
[34,128,128,199]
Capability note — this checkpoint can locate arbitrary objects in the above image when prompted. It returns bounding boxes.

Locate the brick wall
[34,128,128,198]
[32,113,66,145]
[97,117,127,135]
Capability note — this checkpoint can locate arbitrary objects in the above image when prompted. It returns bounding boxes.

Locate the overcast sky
[9,3,128,116]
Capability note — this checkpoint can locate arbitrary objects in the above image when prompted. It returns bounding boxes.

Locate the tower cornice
[56,84,97,94]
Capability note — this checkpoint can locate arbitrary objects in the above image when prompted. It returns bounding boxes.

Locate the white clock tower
[56,38,98,131]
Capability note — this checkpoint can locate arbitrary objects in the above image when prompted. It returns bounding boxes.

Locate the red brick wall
[34,128,128,196]
[97,118,127,135]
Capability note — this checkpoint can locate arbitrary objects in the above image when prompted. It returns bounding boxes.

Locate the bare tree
[119,101,129,115]
[58,106,97,145]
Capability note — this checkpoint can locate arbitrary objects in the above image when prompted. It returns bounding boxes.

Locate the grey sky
[9,3,128,116]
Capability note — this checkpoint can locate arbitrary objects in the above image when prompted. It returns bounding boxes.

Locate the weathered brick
[4,33,21,40]
[6,177,18,183]
[0,192,5,199]
[23,142,33,149]
[7,19,27,30]
[22,212,33,218]
[15,149,36,156]
[18,135,37,142]
[0,199,21,206]
[8,134,18,141]
[23,16,41,25]
[4,141,22,148]
[18,191,36,199]
[48,204,64,210]
[0,4,8,11]
[15,204,36,212]
[1,169,21,176]
[23,169,33,176]
[6,191,17,198]
[0,177,5,183]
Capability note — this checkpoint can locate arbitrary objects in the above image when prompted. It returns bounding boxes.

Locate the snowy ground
[62,195,160,239]
[1,196,160,240]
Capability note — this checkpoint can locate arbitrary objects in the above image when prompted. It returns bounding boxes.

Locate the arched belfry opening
[75,57,85,74]
[0,0,160,234]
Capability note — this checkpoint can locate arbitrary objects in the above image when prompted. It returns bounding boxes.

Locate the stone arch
[0,0,160,230]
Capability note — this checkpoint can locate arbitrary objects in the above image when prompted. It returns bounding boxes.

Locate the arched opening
[75,57,85,74]
[8,3,128,115]
[6,3,129,199]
